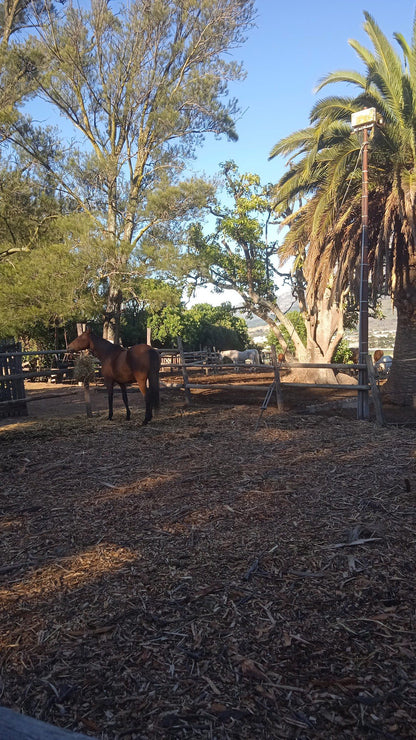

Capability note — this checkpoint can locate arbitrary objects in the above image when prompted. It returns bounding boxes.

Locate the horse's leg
[107,381,114,420]
[136,377,151,425]
[120,383,131,421]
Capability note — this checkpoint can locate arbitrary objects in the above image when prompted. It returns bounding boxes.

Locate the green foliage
[148,302,250,350]
[332,339,353,364]
[0,1,258,343]
[0,0,51,136]
[119,306,148,346]
[267,311,306,355]
[188,161,279,301]
[0,226,98,340]
[146,306,185,348]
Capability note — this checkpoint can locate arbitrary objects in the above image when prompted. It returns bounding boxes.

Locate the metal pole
[357,125,370,420]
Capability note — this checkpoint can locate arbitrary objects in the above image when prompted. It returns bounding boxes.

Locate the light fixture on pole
[351,107,380,420]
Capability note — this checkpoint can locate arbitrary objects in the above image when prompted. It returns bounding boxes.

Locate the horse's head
[67,327,92,352]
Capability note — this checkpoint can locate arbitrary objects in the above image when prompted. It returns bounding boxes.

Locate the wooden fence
[0,348,73,419]
[160,348,220,370]
[172,339,384,425]
[0,344,384,424]
[0,342,27,418]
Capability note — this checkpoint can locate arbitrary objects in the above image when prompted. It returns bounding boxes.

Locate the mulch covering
[1,383,416,739]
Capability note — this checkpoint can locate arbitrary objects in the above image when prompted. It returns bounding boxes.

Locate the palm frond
[269,127,320,160]
[310,96,355,124]
[270,10,416,306]
[314,69,368,94]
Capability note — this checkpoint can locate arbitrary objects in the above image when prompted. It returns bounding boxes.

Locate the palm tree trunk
[383,302,416,405]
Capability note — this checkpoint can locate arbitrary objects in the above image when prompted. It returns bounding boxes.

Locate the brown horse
[68,328,160,425]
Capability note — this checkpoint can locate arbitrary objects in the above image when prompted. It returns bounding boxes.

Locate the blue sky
[189,0,416,305]
[26,1,416,305]
[192,0,416,184]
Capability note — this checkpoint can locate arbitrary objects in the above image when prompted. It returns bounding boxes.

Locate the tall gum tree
[0,0,56,133]
[270,11,416,406]
[188,161,344,379]
[17,0,255,342]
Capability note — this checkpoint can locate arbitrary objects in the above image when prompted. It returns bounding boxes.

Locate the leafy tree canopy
[148,301,250,350]
[7,0,256,340]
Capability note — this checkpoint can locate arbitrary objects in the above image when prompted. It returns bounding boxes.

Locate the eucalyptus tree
[15,0,255,341]
[0,0,56,134]
[270,11,416,405]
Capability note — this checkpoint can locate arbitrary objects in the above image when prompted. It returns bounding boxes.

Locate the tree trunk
[103,288,122,344]
[103,198,123,343]
[301,289,344,383]
[255,288,344,382]
[383,301,416,405]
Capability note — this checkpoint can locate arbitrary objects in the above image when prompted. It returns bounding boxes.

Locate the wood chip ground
[1,373,416,738]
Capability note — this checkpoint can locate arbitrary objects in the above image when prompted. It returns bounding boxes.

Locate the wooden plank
[0,391,79,407]
[0,349,69,358]
[0,706,94,740]
[186,384,272,391]
[0,369,67,382]
[277,362,366,370]
[186,383,368,391]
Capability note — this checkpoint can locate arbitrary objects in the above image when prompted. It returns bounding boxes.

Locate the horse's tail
[147,347,160,412]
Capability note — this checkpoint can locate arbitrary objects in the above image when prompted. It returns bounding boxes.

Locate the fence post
[177,336,192,405]
[271,345,284,411]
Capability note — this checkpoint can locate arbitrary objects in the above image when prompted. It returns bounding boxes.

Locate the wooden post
[177,336,192,405]
[146,326,152,345]
[83,381,93,418]
[366,355,384,426]
[270,345,284,411]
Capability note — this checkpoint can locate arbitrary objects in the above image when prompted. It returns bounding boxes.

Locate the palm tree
[270,11,416,405]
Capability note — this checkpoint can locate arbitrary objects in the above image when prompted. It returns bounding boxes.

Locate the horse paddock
[1,375,416,738]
